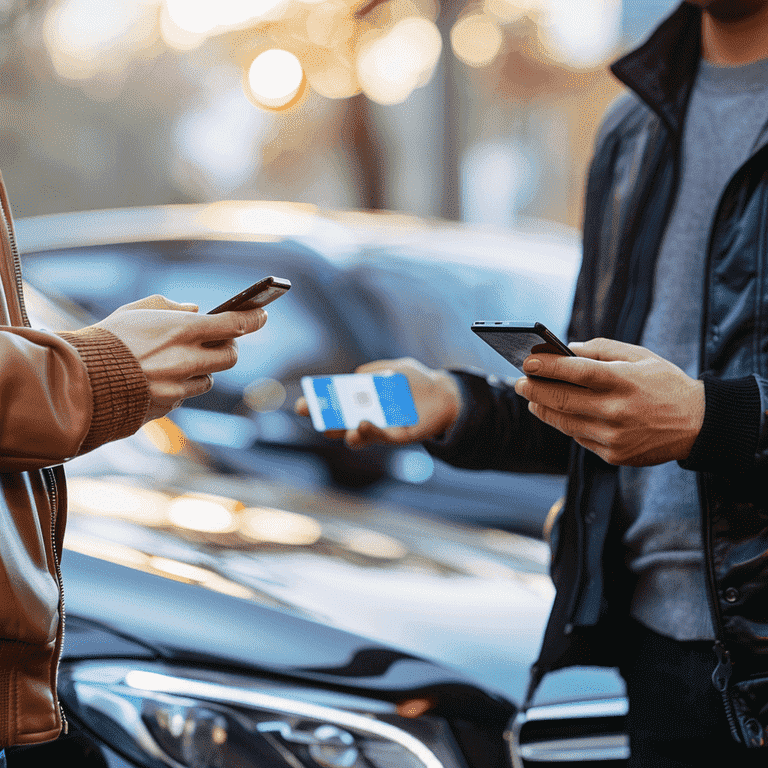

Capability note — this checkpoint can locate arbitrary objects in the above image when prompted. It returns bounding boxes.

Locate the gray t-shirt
[620,57,768,642]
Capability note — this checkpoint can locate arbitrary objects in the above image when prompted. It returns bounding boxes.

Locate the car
[16,202,578,537]
[8,280,628,768]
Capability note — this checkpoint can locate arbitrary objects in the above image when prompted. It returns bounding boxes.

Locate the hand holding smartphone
[301,372,418,432]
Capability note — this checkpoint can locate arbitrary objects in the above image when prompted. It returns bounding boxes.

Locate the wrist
[679,379,706,461]
[58,327,150,453]
[679,374,761,473]
[435,370,463,434]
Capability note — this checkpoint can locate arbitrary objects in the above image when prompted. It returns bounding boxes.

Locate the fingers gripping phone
[301,373,419,431]
[207,276,291,314]
[471,321,574,373]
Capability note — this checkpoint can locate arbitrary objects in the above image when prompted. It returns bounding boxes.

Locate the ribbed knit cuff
[57,328,150,454]
[679,374,761,474]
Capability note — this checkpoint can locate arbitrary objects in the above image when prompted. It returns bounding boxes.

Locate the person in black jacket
[297,1,768,765]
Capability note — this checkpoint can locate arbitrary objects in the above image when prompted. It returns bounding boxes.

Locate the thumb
[569,337,650,363]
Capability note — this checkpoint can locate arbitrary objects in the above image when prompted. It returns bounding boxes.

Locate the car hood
[61,426,555,705]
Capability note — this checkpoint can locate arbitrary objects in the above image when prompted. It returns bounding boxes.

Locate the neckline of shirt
[696,56,768,94]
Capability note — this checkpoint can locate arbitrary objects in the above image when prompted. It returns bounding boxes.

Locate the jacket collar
[610,2,702,137]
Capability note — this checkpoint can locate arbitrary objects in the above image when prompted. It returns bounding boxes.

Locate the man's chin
[686,0,768,22]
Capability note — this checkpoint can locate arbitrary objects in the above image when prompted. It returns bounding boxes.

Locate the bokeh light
[483,0,528,24]
[356,17,442,105]
[539,0,621,67]
[450,13,504,69]
[246,48,306,109]
[243,378,287,412]
[242,507,323,546]
[142,417,187,454]
[168,493,244,533]
[44,0,160,81]
[164,0,287,35]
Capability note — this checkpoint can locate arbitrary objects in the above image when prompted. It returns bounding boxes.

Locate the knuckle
[233,315,248,336]
[602,399,622,422]
[611,447,631,465]
[147,294,168,308]
[603,424,620,446]
[552,386,571,412]
[226,342,238,368]
[579,364,601,388]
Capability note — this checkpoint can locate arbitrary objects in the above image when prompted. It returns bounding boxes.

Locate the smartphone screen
[472,321,574,372]
[301,373,418,431]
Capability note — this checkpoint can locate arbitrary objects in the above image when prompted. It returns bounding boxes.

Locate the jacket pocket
[0,486,60,644]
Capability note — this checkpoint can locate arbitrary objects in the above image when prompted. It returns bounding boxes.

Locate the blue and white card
[301,373,419,431]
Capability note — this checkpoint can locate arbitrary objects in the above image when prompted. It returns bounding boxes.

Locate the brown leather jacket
[0,172,149,747]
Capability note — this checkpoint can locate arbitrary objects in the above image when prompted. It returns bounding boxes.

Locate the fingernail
[524,359,541,373]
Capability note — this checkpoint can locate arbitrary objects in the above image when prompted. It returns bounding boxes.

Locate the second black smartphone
[471,321,574,372]
[207,276,291,315]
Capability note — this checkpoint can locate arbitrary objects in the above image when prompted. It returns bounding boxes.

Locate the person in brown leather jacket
[0,172,268,754]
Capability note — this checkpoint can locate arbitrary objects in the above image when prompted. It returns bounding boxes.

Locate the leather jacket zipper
[0,197,67,735]
[0,196,30,327]
[44,467,68,736]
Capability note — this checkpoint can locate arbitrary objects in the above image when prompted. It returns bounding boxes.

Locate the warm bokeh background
[0,0,677,228]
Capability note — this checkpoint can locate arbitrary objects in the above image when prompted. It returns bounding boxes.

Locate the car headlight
[59,662,468,768]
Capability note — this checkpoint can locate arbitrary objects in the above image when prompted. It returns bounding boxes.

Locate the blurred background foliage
[0,0,677,227]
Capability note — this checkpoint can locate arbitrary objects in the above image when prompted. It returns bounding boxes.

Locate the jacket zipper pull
[712,641,743,744]
[712,641,732,692]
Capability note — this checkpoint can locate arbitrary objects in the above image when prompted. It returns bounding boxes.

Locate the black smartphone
[471,321,574,372]
[207,276,291,315]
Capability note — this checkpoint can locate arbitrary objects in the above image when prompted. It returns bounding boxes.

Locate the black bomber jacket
[427,1,768,747]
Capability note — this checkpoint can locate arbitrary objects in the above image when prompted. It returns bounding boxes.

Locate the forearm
[0,326,149,470]
[424,370,572,474]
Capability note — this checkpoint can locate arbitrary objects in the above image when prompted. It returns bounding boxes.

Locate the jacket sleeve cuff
[679,374,761,474]
[424,373,472,448]
[57,327,150,454]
